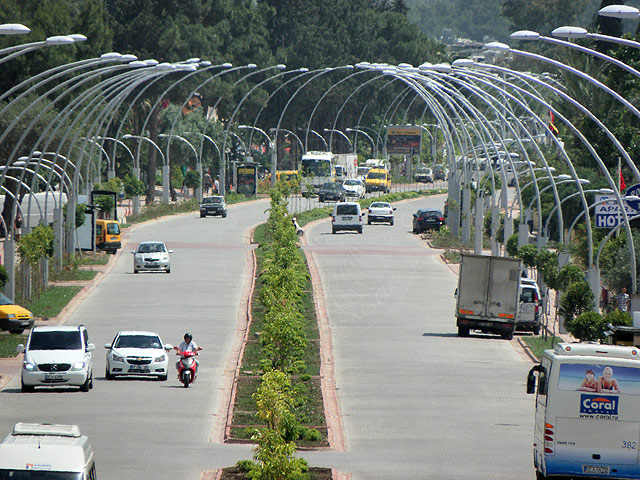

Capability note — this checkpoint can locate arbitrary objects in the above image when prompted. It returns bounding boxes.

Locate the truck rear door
[458,256,491,318]
[486,258,520,321]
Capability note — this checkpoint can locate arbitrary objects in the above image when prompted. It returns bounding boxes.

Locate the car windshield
[106,223,120,235]
[370,203,389,208]
[322,183,339,190]
[0,293,14,306]
[343,180,361,186]
[203,197,222,204]
[114,335,162,349]
[137,243,166,253]
[29,331,82,351]
[420,210,442,217]
[336,204,358,215]
[0,471,82,479]
[301,159,331,176]
[416,168,430,173]
[367,171,386,180]
[520,288,535,302]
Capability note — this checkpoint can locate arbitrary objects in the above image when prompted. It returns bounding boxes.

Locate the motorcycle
[291,217,304,237]
[176,350,198,387]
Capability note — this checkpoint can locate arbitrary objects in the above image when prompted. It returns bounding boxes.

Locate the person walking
[616,286,631,312]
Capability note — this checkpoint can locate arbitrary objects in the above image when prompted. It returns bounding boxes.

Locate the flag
[619,159,626,191]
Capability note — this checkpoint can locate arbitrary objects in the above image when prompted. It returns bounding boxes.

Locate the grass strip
[522,335,563,361]
[24,286,83,319]
[0,332,27,357]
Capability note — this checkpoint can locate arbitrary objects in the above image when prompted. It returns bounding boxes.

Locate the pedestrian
[203,173,212,195]
[616,286,631,312]
[214,177,219,194]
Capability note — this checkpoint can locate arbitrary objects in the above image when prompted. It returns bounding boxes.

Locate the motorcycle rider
[174,333,202,376]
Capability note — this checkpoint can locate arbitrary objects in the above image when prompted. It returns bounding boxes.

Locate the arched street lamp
[158,133,199,202]
[0,24,30,35]
[323,128,352,153]
[346,127,374,155]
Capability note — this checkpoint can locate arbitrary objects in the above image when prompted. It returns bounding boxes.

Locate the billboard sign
[595,190,639,228]
[386,125,422,154]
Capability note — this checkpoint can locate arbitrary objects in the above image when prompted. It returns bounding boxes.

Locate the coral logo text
[580,394,619,416]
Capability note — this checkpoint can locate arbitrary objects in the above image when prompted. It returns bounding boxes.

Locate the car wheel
[457,326,469,337]
[501,330,514,341]
[21,380,34,393]
[89,372,94,389]
[390,219,394,226]
[105,366,114,380]
[200,213,205,218]
[413,227,418,234]
[166,269,171,274]
[222,211,227,218]
[158,374,168,381]
[532,325,541,335]
[358,226,363,234]
[332,227,336,234]
[134,269,139,274]
[367,219,371,225]
[80,374,91,392]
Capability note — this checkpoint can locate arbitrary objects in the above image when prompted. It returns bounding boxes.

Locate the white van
[0,423,96,479]
[331,202,363,234]
[517,279,541,335]
[527,343,640,479]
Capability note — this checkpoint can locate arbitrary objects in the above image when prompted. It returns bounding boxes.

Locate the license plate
[583,465,609,475]
[128,367,149,373]
[44,373,63,380]
[342,216,353,220]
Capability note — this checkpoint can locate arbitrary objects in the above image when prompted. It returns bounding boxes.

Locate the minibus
[527,343,640,479]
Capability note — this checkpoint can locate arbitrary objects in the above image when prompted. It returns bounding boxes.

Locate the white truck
[455,253,522,340]
[300,151,334,197]
[332,153,358,183]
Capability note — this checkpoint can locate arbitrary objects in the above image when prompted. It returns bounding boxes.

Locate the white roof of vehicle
[31,325,80,332]
[553,343,640,359]
[0,423,91,472]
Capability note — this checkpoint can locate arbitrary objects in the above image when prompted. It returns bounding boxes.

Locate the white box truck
[455,253,522,340]
[527,343,640,479]
[332,153,358,183]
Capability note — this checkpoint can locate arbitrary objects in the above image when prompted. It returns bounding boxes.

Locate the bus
[300,151,333,197]
[527,342,640,479]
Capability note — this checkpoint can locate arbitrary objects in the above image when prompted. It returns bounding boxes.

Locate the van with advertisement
[526,343,640,479]
[0,422,96,479]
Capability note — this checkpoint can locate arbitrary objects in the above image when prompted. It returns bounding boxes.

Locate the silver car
[132,241,173,274]
[105,331,172,381]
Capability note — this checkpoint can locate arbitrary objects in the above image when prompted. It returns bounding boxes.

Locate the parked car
[332,202,363,234]
[414,167,433,183]
[200,195,227,217]
[104,331,172,381]
[517,279,542,335]
[132,241,173,274]
[318,182,346,202]
[433,165,447,181]
[412,208,445,233]
[367,202,395,225]
[342,178,365,199]
[0,293,33,334]
[17,325,95,392]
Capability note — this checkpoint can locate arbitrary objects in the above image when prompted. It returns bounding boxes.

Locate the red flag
[620,168,626,191]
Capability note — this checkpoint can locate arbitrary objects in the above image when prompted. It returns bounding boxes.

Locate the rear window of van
[336,205,358,215]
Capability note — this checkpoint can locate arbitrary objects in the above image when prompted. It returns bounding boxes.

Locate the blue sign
[580,394,619,416]
[625,183,640,211]
[595,193,639,229]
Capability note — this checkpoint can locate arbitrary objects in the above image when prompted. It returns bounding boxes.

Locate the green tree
[559,281,595,325]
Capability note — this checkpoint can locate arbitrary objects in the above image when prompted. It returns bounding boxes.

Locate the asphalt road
[0,191,536,479]
[301,193,536,479]
[0,200,267,479]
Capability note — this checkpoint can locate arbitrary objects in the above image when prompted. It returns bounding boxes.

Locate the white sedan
[132,241,173,274]
[104,331,172,381]
[367,201,396,225]
[342,178,365,199]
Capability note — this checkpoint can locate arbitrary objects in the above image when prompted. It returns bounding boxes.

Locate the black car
[318,182,345,202]
[200,195,228,217]
[412,208,445,233]
[433,165,447,181]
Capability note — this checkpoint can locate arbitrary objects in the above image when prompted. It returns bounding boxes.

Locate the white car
[367,201,396,225]
[17,325,95,392]
[132,241,173,274]
[104,331,172,381]
[342,178,365,199]
[332,202,363,234]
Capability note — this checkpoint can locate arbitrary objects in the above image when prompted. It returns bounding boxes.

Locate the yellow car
[0,293,34,334]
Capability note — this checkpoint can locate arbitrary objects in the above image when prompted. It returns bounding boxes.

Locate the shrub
[603,309,633,328]
[559,281,594,324]
[565,311,606,342]
[506,233,519,257]
[236,459,258,473]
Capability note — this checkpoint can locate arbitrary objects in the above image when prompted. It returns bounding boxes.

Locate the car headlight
[23,362,36,371]
[6,313,15,318]
[154,354,166,362]
[71,361,86,371]
[111,353,124,363]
